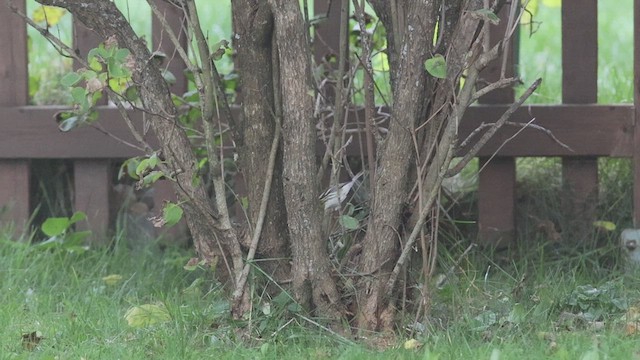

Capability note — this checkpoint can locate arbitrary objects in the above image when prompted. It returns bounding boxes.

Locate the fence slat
[73,19,102,64]
[634,0,640,226]
[0,0,28,105]
[477,4,517,247]
[0,1,29,230]
[151,0,187,95]
[313,0,342,64]
[74,160,111,241]
[0,160,30,232]
[478,157,515,248]
[561,0,598,240]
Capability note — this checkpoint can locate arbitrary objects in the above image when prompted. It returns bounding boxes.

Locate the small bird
[319,172,364,211]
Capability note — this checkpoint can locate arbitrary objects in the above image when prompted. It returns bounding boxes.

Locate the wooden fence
[0,1,638,246]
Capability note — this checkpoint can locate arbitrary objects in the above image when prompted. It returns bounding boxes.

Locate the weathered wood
[0,160,30,232]
[151,0,188,95]
[634,0,640,226]
[0,0,28,106]
[0,104,634,158]
[458,105,634,157]
[479,3,516,104]
[0,1,29,231]
[477,4,517,246]
[562,0,597,103]
[561,0,598,239]
[562,157,599,238]
[313,0,342,64]
[0,106,147,158]
[73,16,102,62]
[73,160,111,241]
[478,157,515,249]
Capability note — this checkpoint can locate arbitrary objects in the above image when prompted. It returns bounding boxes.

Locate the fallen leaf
[22,331,43,351]
[403,338,422,350]
[102,274,123,285]
[124,303,171,328]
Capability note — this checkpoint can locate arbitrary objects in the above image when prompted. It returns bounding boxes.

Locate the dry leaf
[21,331,43,351]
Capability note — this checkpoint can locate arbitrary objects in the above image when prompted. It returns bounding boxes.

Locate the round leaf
[60,72,82,87]
[339,215,359,230]
[163,202,184,228]
[124,303,171,328]
[41,217,70,237]
[424,54,448,79]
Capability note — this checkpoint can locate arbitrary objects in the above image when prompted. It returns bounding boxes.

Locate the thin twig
[446,77,541,177]
[296,314,355,345]
[470,77,521,103]
[459,120,573,152]
[232,115,281,305]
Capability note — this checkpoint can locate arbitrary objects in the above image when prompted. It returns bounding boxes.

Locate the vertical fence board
[152,0,188,95]
[313,0,342,64]
[477,4,517,247]
[561,0,598,240]
[74,160,111,241]
[0,0,28,105]
[0,1,30,230]
[151,1,188,237]
[478,158,516,248]
[73,20,102,63]
[0,161,30,231]
[634,0,640,226]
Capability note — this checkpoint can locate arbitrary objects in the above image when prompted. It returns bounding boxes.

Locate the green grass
[3,228,640,358]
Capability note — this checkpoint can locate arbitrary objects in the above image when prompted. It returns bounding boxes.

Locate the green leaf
[183,257,205,271]
[124,85,139,102]
[124,303,171,328]
[593,220,616,231]
[88,57,103,72]
[71,87,88,105]
[542,0,561,7]
[424,54,447,79]
[240,196,249,209]
[142,171,164,186]
[135,158,152,177]
[108,57,125,78]
[120,157,141,180]
[69,211,87,224]
[41,217,70,237]
[470,9,500,25]
[163,202,183,228]
[148,153,159,168]
[61,72,82,87]
[339,215,359,230]
[114,48,130,62]
[163,70,177,86]
[32,6,66,26]
[65,230,91,245]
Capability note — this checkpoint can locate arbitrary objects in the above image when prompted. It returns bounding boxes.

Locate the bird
[319,171,364,211]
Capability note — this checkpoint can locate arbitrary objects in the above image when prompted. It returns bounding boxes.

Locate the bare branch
[232,115,282,309]
[446,78,542,177]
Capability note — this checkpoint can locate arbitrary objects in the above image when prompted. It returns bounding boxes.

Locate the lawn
[9,0,640,358]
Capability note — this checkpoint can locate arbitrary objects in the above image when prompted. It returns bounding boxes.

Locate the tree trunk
[356,2,437,331]
[268,0,344,320]
[36,0,240,281]
[232,0,291,284]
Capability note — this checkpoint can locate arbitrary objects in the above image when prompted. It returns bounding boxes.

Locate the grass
[3,228,640,358]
